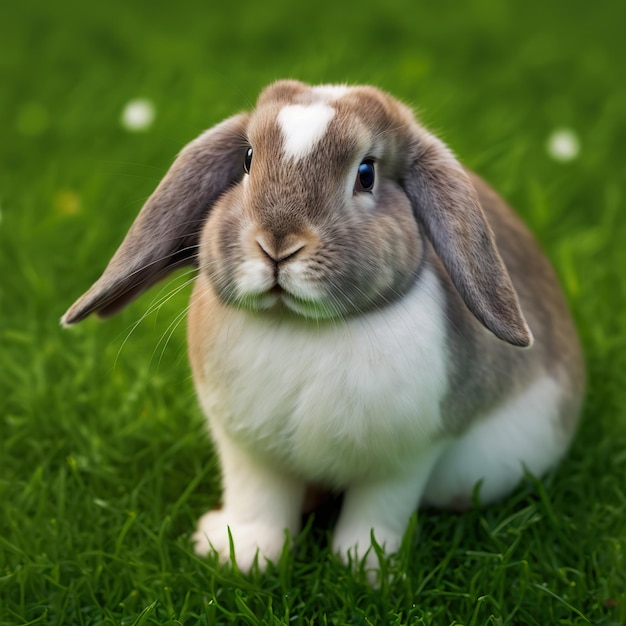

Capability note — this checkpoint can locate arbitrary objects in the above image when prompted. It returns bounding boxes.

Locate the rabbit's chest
[197,270,449,484]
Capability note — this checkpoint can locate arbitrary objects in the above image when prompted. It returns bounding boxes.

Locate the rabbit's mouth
[261,284,311,314]
[268,284,286,297]
[234,283,343,321]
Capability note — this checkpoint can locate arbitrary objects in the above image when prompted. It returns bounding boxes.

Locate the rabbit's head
[62,80,531,347]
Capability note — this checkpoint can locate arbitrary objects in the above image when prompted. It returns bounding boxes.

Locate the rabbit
[62,80,585,575]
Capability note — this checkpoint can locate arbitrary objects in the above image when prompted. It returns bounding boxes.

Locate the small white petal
[121,98,156,132]
[546,128,580,162]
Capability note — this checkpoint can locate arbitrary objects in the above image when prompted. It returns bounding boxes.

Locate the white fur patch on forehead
[278,103,336,161]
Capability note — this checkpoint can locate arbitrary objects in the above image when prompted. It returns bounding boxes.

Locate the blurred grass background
[1,0,625,624]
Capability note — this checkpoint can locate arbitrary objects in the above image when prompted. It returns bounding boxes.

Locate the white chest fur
[196,268,449,487]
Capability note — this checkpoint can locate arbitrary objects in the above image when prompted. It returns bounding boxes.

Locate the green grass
[1,0,625,623]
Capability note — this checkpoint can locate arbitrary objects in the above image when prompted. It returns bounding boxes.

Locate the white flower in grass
[546,128,580,162]
[121,98,156,132]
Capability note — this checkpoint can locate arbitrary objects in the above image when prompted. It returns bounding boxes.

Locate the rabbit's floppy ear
[402,132,533,347]
[62,113,248,326]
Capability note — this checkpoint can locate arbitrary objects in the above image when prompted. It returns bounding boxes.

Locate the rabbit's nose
[255,234,306,264]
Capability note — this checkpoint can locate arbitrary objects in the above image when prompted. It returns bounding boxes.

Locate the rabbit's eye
[244,147,253,174]
[355,160,375,193]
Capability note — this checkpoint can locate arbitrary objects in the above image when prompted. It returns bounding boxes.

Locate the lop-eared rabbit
[63,80,584,575]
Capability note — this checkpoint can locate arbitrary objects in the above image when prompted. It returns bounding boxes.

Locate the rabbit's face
[199,84,423,320]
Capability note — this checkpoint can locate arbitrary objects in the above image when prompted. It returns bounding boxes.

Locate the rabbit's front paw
[192,509,288,573]
[333,524,401,572]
